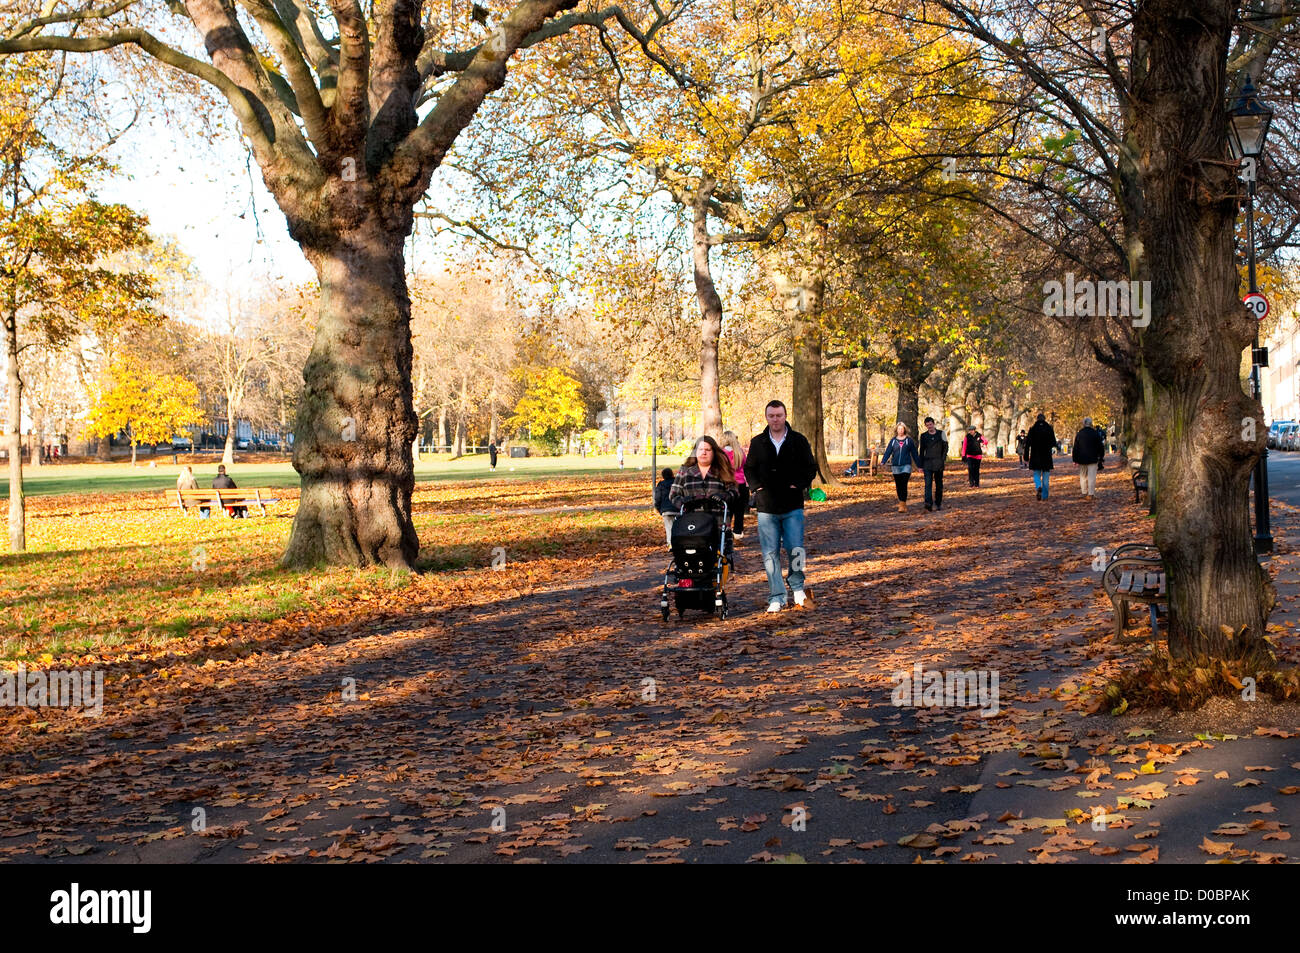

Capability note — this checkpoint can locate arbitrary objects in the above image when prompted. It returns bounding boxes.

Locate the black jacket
[743,426,818,514]
[1072,427,1106,466]
[654,478,675,514]
[918,430,948,471]
[1026,421,1059,471]
[212,474,237,489]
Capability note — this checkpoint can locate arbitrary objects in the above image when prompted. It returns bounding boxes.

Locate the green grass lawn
[1,453,664,498]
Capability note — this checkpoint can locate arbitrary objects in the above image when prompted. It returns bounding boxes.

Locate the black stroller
[661,497,732,620]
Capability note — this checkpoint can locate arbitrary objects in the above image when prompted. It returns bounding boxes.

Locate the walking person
[1072,417,1106,499]
[654,467,677,545]
[881,422,922,512]
[960,426,987,487]
[918,416,948,511]
[617,443,625,469]
[488,440,498,471]
[1015,430,1028,469]
[744,400,819,613]
[669,438,737,511]
[1026,413,1061,500]
[721,430,749,539]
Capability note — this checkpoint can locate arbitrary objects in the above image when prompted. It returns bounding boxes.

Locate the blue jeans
[757,509,805,603]
[1033,470,1051,497]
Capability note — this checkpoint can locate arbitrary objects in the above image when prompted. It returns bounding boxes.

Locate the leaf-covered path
[3,460,1299,863]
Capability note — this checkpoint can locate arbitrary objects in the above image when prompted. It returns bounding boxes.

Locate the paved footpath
[2,461,1298,863]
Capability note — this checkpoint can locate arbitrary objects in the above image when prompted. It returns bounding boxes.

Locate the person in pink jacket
[960,426,988,487]
[721,430,749,539]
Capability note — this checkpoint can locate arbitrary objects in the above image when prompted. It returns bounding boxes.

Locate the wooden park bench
[1102,543,1166,640]
[842,448,881,477]
[1131,464,1149,504]
[172,488,281,517]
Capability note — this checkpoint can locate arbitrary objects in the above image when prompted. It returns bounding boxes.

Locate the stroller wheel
[716,591,728,619]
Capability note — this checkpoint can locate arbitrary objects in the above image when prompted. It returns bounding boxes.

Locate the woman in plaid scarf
[669,436,738,510]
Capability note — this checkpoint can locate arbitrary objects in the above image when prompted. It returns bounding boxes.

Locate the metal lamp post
[1229,75,1274,555]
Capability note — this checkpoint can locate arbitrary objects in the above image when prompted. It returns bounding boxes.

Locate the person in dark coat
[654,467,676,544]
[489,441,498,470]
[1072,417,1106,498]
[743,400,819,612]
[212,464,246,517]
[918,417,948,511]
[1015,430,1028,468]
[1025,414,1061,500]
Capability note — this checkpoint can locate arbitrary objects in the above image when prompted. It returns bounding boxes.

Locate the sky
[98,105,316,308]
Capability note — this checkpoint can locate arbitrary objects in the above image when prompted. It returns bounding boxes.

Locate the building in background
[1261,308,1300,425]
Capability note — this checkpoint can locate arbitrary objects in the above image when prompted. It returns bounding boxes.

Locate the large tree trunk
[894,380,920,440]
[691,187,724,440]
[281,225,419,570]
[857,367,870,458]
[5,313,23,553]
[223,397,236,467]
[1134,0,1273,663]
[1119,372,1146,464]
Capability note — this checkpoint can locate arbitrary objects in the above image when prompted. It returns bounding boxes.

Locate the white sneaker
[793,589,807,607]
[766,600,784,613]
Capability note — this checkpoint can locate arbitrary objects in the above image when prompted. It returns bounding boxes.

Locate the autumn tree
[85,353,204,464]
[508,364,585,451]
[0,50,154,553]
[913,0,1300,663]
[0,0,693,569]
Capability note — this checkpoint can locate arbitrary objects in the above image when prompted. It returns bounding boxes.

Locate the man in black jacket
[918,417,948,511]
[212,464,246,518]
[1072,417,1106,499]
[744,400,819,613]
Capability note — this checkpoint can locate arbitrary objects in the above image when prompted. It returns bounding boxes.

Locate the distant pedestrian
[721,430,749,539]
[1015,430,1028,468]
[1072,417,1106,498]
[918,416,948,511]
[489,441,498,470]
[617,443,625,469]
[881,422,922,512]
[961,427,988,487]
[654,467,677,545]
[1026,413,1061,500]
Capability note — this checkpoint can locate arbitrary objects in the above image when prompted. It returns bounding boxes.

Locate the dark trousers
[967,458,981,486]
[924,469,943,507]
[734,484,749,535]
[893,472,910,501]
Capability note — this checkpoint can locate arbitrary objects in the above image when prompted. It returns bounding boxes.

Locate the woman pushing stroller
[661,436,738,620]
[670,436,738,513]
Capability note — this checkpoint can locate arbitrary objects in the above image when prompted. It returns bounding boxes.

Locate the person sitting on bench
[212,464,247,518]
[178,465,210,518]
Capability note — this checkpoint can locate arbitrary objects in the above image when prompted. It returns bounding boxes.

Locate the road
[1263,447,1300,508]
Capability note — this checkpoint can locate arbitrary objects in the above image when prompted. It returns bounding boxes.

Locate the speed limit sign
[1244,292,1269,320]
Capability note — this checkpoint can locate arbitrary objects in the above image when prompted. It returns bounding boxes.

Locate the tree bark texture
[1133,0,1274,662]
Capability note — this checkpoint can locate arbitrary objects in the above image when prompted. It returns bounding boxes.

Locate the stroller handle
[679,496,730,516]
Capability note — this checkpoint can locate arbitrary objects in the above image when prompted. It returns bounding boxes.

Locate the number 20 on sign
[1244,292,1269,320]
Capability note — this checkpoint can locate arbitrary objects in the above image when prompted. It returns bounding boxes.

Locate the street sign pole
[651,396,658,502]
[1247,178,1273,555]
